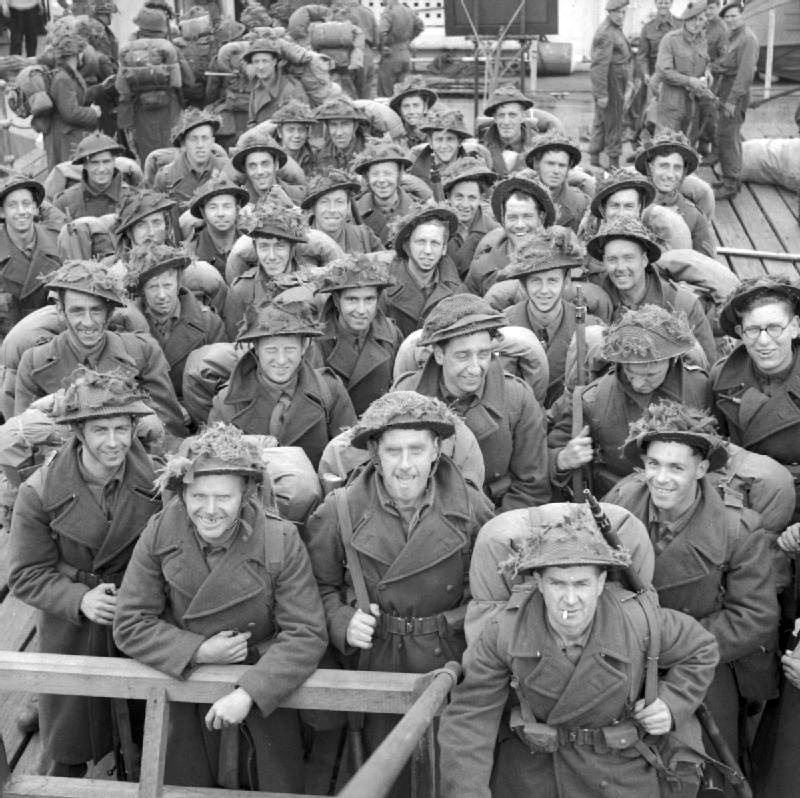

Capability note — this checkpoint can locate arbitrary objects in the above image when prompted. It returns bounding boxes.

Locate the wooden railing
[0,651,461,798]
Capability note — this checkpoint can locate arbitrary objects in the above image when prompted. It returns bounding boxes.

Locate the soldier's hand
[595,97,609,110]
[556,425,594,471]
[205,687,253,730]
[687,76,703,92]
[777,524,800,554]
[723,101,736,117]
[80,583,118,625]
[632,698,672,736]
[195,630,252,665]
[781,651,800,690]
[346,603,380,649]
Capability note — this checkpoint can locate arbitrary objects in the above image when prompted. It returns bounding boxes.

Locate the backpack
[117,38,180,108]
[175,33,217,103]
[8,64,53,133]
[308,21,355,69]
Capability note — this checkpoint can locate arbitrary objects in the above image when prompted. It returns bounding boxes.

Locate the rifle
[430,163,444,203]
[570,285,588,499]
[696,704,753,798]
[583,489,647,595]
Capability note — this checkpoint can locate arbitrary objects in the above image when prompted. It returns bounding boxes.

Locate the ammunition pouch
[509,710,640,755]
[731,647,780,701]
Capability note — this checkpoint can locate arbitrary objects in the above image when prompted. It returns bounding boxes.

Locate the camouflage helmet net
[602,305,694,361]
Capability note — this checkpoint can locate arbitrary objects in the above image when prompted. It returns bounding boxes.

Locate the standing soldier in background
[346,0,380,98]
[711,2,758,200]
[589,0,633,170]
[695,0,728,162]
[376,0,424,98]
[653,1,709,135]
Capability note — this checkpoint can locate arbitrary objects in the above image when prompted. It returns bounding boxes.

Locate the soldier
[711,275,800,507]
[376,0,424,98]
[113,423,327,790]
[589,0,633,170]
[302,170,383,254]
[695,0,728,161]
[304,390,494,798]
[185,173,250,279]
[388,74,437,148]
[222,187,312,339]
[711,2,758,200]
[113,188,178,260]
[14,261,187,438]
[0,174,61,341]
[125,243,226,402]
[466,169,557,296]
[478,84,540,178]
[395,293,550,510]
[638,0,680,87]
[44,34,102,169]
[613,400,780,793]
[409,107,471,193]
[270,99,318,177]
[588,167,657,224]
[245,37,310,126]
[54,132,132,220]
[311,256,403,414]
[441,157,499,279]
[230,129,302,205]
[342,0,380,99]
[549,305,711,497]
[9,368,161,777]
[152,109,236,206]
[499,234,602,408]
[380,202,465,337]
[586,215,716,361]
[633,130,715,256]
[209,297,356,469]
[353,139,419,246]
[116,7,182,162]
[438,505,719,798]
[524,131,589,233]
[315,96,370,172]
[653,0,710,135]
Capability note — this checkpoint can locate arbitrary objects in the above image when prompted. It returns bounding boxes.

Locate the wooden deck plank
[711,198,767,279]
[748,183,800,248]
[729,185,799,278]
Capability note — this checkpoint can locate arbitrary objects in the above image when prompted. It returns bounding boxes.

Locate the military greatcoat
[438,583,718,798]
[113,496,327,790]
[208,355,356,468]
[396,356,551,510]
[8,437,160,765]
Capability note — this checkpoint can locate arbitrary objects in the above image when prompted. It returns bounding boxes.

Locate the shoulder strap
[263,522,284,576]
[636,590,661,706]
[334,488,370,613]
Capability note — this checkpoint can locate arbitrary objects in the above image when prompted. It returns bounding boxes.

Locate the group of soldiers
[1,0,800,797]
[590,0,758,200]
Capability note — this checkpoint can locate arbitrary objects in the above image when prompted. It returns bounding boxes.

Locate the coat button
[433,647,442,656]
[599,781,609,789]
[445,584,454,592]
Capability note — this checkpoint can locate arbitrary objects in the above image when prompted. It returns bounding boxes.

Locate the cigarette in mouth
[562,610,569,621]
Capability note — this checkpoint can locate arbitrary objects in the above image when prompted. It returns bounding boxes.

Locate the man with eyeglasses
[712,276,800,516]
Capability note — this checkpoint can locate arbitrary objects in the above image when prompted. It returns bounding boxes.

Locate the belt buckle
[404,618,415,634]
[568,730,577,743]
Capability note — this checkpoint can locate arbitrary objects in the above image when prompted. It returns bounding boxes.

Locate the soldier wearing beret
[311,256,402,415]
[9,368,161,776]
[54,132,133,220]
[395,293,550,510]
[549,304,711,497]
[588,0,633,170]
[438,504,718,798]
[125,243,226,402]
[653,0,710,134]
[611,400,780,794]
[303,391,494,798]
[113,423,327,790]
[209,297,356,469]
[14,261,187,439]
